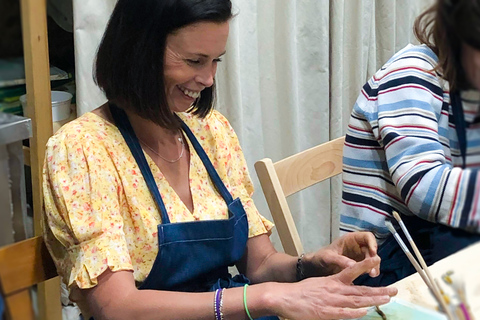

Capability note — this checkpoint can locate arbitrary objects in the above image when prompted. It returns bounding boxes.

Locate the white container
[20,91,73,122]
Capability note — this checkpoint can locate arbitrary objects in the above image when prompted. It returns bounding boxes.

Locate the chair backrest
[254,136,345,256]
[0,236,58,320]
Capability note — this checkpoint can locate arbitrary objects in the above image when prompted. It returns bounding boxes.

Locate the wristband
[243,284,254,320]
[219,288,225,320]
[214,288,224,320]
[296,253,306,281]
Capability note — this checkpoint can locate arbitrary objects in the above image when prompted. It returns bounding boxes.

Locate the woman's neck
[93,103,180,147]
[125,109,179,146]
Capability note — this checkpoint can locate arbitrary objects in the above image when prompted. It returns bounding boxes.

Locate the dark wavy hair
[414,0,480,91]
[95,0,233,130]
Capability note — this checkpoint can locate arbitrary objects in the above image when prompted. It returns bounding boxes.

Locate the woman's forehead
[167,21,229,57]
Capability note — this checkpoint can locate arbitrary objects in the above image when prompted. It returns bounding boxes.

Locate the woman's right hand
[271,256,397,320]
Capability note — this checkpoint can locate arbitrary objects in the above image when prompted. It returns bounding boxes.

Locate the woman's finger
[307,305,369,320]
[337,256,381,283]
[351,232,378,256]
[335,283,398,298]
[326,291,392,309]
[322,250,356,269]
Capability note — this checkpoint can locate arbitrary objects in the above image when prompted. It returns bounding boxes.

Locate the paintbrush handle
[457,306,467,320]
[395,220,455,320]
[458,289,475,320]
[403,252,455,319]
[398,219,432,273]
[410,244,443,294]
[404,251,432,288]
[391,233,435,290]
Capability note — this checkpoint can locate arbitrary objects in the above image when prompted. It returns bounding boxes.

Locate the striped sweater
[340,44,480,244]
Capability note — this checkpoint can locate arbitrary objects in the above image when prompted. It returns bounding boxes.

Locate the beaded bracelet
[296,253,306,281]
[243,284,254,320]
[219,288,225,320]
[214,288,224,320]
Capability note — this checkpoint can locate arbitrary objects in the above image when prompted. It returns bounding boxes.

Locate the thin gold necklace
[138,134,185,163]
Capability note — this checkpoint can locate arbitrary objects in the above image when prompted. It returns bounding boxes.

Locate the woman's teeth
[179,87,200,99]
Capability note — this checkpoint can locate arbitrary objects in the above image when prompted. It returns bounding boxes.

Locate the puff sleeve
[43,129,133,289]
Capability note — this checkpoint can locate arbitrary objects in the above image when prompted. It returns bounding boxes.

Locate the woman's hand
[302,232,380,278]
[272,257,397,320]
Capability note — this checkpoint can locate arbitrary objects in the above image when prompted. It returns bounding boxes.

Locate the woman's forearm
[84,269,280,320]
[247,251,297,283]
[84,259,396,320]
[93,285,277,320]
[237,234,298,284]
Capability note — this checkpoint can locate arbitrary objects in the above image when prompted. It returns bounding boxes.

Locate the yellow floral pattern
[43,110,273,289]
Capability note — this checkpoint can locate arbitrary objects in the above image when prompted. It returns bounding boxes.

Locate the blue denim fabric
[140,197,249,291]
[0,294,4,319]
[105,105,278,319]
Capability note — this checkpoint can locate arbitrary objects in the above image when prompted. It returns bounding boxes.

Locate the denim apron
[107,104,278,319]
[355,92,480,287]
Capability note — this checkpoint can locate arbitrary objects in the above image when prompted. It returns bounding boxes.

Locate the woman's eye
[186,59,201,65]
[213,58,222,63]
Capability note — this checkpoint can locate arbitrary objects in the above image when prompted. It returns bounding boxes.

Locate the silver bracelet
[219,288,225,320]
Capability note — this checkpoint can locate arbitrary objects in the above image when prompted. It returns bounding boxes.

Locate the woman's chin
[170,104,194,113]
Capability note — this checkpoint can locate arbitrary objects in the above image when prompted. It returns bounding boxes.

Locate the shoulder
[373,44,443,88]
[383,44,439,70]
[45,113,122,168]
[362,44,447,103]
[46,112,115,150]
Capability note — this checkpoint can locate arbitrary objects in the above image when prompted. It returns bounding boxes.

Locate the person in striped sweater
[341,0,480,286]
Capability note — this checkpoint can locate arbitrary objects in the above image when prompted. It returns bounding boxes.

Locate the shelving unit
[20,0,62,318]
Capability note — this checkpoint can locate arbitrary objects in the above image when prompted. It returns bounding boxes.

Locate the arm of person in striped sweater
[372,57,480,233]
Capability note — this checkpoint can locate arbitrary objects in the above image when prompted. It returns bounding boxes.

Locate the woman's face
[461,42,480,91]
[164,21,229,112]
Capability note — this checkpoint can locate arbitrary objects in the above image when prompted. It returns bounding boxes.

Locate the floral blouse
[43,110,273,290]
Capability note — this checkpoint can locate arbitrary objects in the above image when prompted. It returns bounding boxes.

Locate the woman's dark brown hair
[414,0,480,91]
[95,0,233,130]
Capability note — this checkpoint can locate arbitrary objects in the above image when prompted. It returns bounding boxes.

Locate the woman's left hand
[302,231,380,278]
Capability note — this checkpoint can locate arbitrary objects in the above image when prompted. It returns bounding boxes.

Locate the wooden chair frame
[254,136,345,256]
[0,236,58,320]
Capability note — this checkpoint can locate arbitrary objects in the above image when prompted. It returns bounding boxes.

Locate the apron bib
[108,104,278,319]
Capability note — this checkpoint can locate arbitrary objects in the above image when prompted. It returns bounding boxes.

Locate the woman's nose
[196,63,217,87]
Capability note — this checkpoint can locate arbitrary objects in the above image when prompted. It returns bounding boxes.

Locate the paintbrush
[392,211,444,296]
[385,220,433,288]
[443,272,475,320]
[385,220,455,320]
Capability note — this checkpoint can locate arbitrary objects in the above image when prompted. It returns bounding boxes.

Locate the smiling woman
[42,1,397,320]
[163,22,229,113]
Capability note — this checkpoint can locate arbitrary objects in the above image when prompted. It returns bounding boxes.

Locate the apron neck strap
[109,103,171,223]
[451,91,467,169]
[109,103,235,224]
[178,116,234,204]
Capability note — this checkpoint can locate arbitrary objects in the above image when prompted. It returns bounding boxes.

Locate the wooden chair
[254,136,345,256]
[0,236,58,320]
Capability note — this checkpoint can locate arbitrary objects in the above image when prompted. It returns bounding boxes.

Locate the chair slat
[255,136,345,256]
[255,159,304,256]
[0,236,57,295]
[5,290,35,320]
[274,136,344,197]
